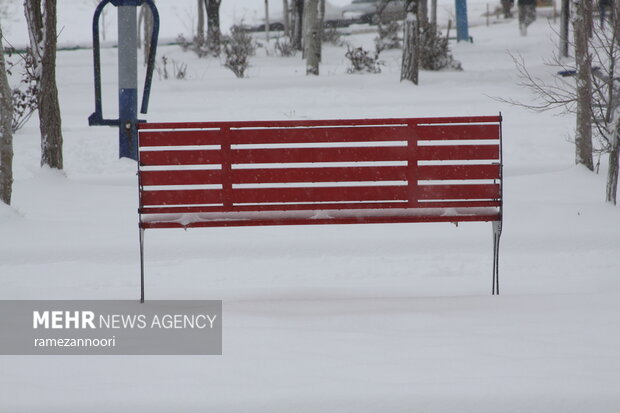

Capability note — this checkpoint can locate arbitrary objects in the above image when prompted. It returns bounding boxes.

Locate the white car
[342,0,406,25]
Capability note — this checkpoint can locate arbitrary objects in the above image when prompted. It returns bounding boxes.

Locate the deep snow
[0,1,619,412]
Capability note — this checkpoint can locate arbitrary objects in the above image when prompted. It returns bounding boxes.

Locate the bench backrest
[137,116,502,228]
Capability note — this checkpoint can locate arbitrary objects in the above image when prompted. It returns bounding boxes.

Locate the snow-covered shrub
[419,26,462,71]
[156,55,188,80]
[375,21,401,52]
[5,48,37,133]
[345,46,383,74]
[222,25,255,78]
[275,38,296,57]
[322,27,343,46]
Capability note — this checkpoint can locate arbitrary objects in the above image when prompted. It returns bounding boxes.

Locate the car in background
[342,0,406,25]
[245,1,349,32]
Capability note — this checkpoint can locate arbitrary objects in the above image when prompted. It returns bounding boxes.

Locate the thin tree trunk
[206,0,222,56]
[430,0,437,27]
[560,0,570,57]
[197,0,205,46]
[292,0,304,50]
[608,129,620,204]
[0,20,14,205]
[318,0,325,62]
[24,0,63,170]
[401,1,419,84]
[305,0,320,75]
[572,0,594,170]
[283,0,290,37]
[265,0,270,43]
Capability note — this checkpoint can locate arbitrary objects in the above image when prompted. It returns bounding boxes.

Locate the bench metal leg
[492,221,502,295]
[139,228,145,303]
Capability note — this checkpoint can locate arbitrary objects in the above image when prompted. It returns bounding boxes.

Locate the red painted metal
[418,184,500,200]
[141,169,222,186]
[139,200,501,215]
[141,189,223,207]
[140,149,222,166]
[415,124,500,140]
[137,115,502,131]
[418,164,500,180]
[417,144,499,161]
[138,115,502,228]
[141,213,501,230]
[231,166,408,184]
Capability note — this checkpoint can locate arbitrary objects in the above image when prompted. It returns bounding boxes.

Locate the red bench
[137,115,503,302]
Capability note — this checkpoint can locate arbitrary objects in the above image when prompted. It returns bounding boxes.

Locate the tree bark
[0,20,14,205]
[572,0,594,170]
[292,0,304,50]
[197,0,205,46]
[318,0,325,62]
[305,0,320,75]
[608,128,620,204]
[401,1,419,84]
[283,0,290,37]
[265,0,270,42]
[24,0,63,170]
[560,0,570,57]
[205,0,222,56]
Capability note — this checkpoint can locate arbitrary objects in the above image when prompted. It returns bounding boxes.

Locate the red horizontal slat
[139,130,222,147]
[138,116,501,131]
[227,126,412,144]
[139,149,222,166]
[231,166,407,184]
[419,184,500,200]
[139,200,500,215]
[418,164,500,180]
[140,170,222,186]
[140,201,410,214]
[417,124,500,140]
[414,200,501,208]
[232,146,408,164]
[141,189,223,206]
[232,186,409,204]
[417,145,499,161]
[141,213,501,229]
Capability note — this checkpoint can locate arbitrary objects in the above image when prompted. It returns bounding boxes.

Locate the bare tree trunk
[24,0,63,170]
[418,0,428,25]
[401,1,419,84]
[305,0,320,75]
[265,0,270,43]
[318,0,325,62]
[143,4,153,65]
[430,0,437,26]
[608,129,620,204]
[572,0,594,170]
[206,0,222,56]
[197,0,205,46]
[292,0,304,50]
[0,20,14,205]
[560,0,570,57]
[283,0,290,37]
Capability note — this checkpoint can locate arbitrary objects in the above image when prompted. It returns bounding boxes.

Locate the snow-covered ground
[1,1,619,412]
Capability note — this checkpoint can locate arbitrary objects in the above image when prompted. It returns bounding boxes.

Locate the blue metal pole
[118,4,138,160]
[455,0,469,42]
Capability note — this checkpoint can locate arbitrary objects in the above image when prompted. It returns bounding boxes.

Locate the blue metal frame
[88,0,159,159]
[454,0,469,42]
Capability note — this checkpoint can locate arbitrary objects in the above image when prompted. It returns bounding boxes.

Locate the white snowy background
[0,0,619,411]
